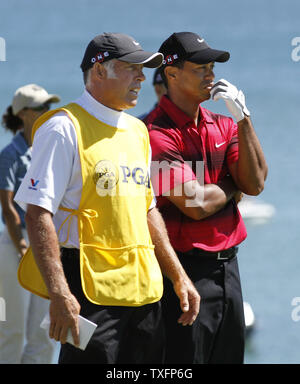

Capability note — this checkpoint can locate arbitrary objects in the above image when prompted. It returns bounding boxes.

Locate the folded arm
[165,176,238,220]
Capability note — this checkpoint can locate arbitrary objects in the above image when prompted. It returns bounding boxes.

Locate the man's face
[173,61,215,102]
[18,104,50,127]
[101,60,145,111]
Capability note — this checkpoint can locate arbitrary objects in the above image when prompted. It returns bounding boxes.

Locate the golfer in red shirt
[144,32,268,364]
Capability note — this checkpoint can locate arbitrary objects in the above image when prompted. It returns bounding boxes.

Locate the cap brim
[118,51,163,68]
[31,94,61,108]
[188,48,230,64]
[45,94,61,104]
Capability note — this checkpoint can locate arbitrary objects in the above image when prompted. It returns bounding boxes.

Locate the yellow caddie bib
[18,103,163,306]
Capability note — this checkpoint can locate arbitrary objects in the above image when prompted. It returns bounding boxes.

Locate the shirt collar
[74,89,126,128]
[159,95,214,128]
[11,131,29,155]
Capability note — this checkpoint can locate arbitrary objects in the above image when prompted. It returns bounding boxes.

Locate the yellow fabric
[18,246,49,299]
[57,207,98,246]
[18,103,163,306]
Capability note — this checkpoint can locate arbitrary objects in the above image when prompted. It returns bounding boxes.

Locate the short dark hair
[2,106,24,134]
[161,60,185,89]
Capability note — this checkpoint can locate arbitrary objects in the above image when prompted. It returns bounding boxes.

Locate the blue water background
[0,0,299,364]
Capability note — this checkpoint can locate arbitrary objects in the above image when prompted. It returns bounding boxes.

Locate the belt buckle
[217,251,229,261]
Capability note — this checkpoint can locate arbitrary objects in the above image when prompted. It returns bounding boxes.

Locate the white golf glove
[210,79,250,122]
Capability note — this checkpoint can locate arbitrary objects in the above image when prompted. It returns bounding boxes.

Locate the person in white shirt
[0,84,60,364]
[15,33,200,364]
[16,90,156,248]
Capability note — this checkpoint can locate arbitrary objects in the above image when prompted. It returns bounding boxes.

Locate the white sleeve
[14,113,77,214]
[148,144,157,210]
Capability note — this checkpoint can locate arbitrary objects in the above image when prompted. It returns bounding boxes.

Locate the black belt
[60,246,237,262]
[178,246,238,261]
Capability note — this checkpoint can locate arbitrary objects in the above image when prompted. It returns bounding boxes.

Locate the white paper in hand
[40,313,97,351]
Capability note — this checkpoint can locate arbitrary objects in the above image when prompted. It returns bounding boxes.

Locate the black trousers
[161,249,245,364]
[58,248,165,364]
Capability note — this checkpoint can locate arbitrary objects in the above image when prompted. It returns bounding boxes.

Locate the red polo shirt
[144,95,247,252]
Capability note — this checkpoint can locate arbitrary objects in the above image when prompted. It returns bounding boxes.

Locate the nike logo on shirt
[215,141,227,148]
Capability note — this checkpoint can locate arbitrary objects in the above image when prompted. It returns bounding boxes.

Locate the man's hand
[49,293,81,346]
[18,243,28,258]
[173,276,200,326]
[210,79,250,122]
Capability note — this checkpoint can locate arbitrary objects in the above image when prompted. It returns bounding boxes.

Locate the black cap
[80,33,163,72]
[159,32,230,66]
[152,67,164,85]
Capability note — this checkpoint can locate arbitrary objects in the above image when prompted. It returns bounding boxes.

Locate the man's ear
[164,66,178,82]
[93,62,106,80]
